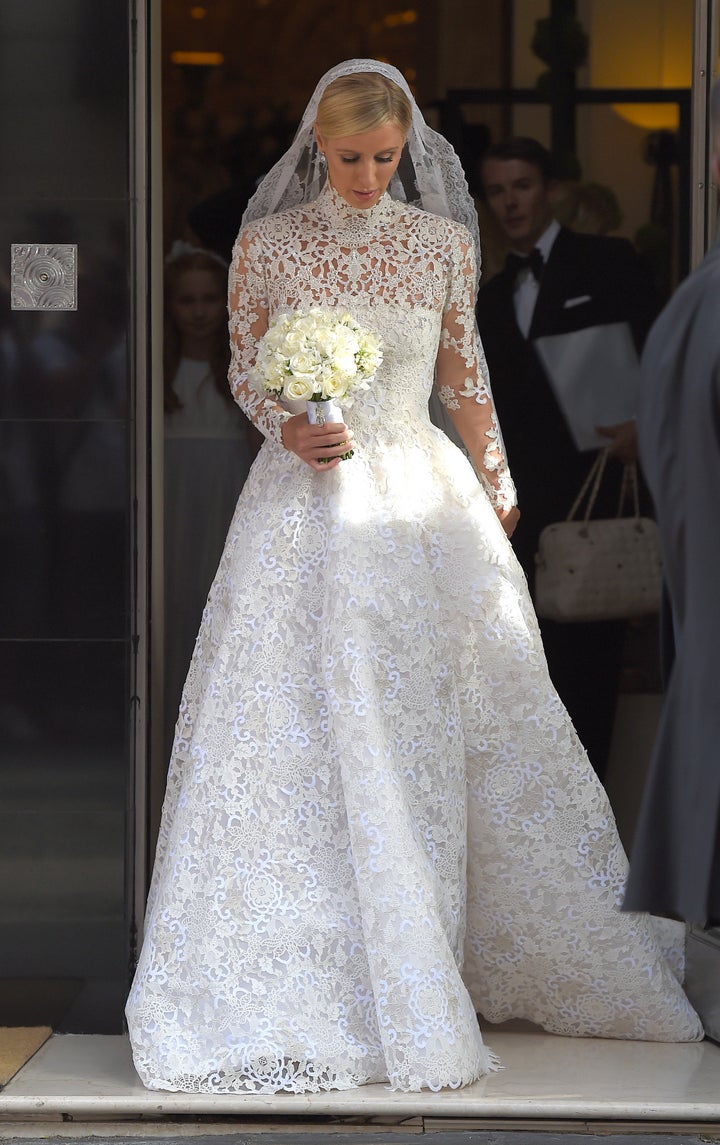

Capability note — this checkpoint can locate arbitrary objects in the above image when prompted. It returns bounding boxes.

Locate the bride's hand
[281,413,355,472]
[496,504,520,538]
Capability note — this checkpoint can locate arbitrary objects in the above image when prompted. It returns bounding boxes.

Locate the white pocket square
[563,294,592,308]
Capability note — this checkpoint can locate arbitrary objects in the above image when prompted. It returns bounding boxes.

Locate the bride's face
[315,122,406,210]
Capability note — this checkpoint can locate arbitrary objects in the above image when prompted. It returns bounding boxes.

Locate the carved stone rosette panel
[10,244,78,310]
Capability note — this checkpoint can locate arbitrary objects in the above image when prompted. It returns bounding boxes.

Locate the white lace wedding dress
[126,183,702,1095]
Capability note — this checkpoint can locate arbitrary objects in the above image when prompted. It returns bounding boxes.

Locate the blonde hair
[315,72,412,139]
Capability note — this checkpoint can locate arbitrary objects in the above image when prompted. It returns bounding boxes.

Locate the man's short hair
[480,137,556,184]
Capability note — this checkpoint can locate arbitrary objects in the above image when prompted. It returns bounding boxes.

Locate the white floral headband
[165,240,228,269]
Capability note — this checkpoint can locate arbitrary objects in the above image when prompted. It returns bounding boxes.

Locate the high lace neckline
[314,181,398,244]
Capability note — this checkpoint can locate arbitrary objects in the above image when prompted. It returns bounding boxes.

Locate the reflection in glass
[163,245,258,756]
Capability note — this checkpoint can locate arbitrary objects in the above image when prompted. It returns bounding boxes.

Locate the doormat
[0,1025,51,1088]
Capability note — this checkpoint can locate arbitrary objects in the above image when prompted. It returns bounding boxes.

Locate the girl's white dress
[126,184,702,1095]
[163,359,255,753]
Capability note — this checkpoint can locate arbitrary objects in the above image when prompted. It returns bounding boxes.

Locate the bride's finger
[308,424,352,444]
[308,441,351,459]
[307,431,353,451]
[308,456,341,472]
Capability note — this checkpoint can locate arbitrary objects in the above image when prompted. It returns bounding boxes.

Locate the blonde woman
[127,60,701,1097]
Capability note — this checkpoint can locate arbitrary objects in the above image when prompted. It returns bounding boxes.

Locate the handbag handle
[566,448,641,524]
[617,459,641,519]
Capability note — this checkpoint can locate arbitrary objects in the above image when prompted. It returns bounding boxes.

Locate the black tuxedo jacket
[476,226,660,578]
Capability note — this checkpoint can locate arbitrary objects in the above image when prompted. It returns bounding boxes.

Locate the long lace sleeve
[227,227,293,444]
[435,227,516,512]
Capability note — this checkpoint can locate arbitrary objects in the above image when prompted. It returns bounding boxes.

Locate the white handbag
[534,449,662,623]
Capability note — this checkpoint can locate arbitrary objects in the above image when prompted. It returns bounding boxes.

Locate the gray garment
[623,237,720,925]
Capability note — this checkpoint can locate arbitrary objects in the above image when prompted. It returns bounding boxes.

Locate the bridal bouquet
[250,307,382,461]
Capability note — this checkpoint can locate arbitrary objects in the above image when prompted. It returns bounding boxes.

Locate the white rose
[289,349,320,376]
[322,374,348,400]
[282,328,305,351]
[285,375,317,401]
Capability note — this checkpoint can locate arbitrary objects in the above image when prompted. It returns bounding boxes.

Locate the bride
[126,58,702,1095]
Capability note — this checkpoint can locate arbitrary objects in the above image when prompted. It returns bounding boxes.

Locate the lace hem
[131,1047,502,1095]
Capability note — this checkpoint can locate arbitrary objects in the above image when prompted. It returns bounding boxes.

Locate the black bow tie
[505,248,544,282]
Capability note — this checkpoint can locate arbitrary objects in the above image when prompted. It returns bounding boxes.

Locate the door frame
[691,0,719,264]
[127,0,720,961]
[129,0,163,947]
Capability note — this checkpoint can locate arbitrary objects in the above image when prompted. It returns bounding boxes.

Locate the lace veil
[241,58,482,280]
[240,58,503,468]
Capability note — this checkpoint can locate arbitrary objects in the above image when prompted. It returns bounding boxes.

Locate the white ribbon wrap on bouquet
[306,399,344,426]
[306,398,353,462]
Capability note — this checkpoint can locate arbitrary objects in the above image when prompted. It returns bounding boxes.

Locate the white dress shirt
[513,217,561,338]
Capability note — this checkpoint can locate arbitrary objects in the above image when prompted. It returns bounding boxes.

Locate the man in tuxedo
[624,82,720,925]
[476,137,660,777]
